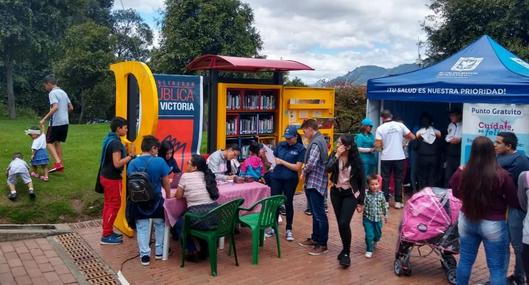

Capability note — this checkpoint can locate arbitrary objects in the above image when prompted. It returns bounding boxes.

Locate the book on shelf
[258,115,274,134]
[243,91,259,110]
[240,115,258,135]
[241,144,251,159]
[227,91,241,110]
[226,116,238,135]
[260,93,276,110]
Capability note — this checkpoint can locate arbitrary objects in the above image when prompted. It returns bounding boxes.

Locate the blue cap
[361,118,374,127]
[283,125,298,138]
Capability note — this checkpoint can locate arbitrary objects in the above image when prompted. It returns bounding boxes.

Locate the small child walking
[363,174,387,258]
[6,153,35,200]
[25,123,49,181]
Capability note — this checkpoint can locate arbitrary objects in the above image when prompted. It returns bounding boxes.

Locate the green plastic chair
[180,198,244,276]
[237,195,286,265]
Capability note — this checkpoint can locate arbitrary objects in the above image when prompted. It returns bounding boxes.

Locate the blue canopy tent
[365,35,529,186]
[365,35,529,130]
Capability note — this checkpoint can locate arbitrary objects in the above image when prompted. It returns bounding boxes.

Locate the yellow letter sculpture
[110,61,159,237]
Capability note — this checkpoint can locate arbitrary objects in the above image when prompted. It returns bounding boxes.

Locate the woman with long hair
[158,139,181,175]
[326,134,365,268]
[449,136,519,285]
[175,154,219,260]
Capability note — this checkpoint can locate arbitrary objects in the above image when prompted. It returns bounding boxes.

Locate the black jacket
[326,152,365,205]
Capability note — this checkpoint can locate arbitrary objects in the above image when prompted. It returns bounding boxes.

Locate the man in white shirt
[375,110,415,209]
[206,144,240,181]
[40,74,73,172]
[444,109,462,186]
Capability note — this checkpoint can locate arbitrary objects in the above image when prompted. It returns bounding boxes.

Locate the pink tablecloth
[163,181,271,227]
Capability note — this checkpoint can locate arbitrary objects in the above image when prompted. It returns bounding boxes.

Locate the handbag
[95,170,104,193]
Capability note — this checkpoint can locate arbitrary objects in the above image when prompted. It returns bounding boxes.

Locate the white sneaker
[285,230,294,241]
[265,228,275,238]
[394,202,404,209]
[365,252,373,258]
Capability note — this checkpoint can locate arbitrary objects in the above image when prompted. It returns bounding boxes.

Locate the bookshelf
[217,84,335,164]
[218,83,282,160]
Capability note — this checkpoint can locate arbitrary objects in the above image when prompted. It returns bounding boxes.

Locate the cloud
[113,0,164,12]
[114,0,431,83]
[244,0,430,83]
[113,1,164,47]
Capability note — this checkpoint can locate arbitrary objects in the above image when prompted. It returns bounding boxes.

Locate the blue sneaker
[100,235,123,245]
[111,232,123,240]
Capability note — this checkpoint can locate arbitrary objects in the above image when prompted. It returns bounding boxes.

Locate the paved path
[0,238,79,285]
[0,193,515,285]
[74,194,513,285]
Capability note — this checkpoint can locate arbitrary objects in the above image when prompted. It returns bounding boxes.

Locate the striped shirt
[363,191,387,222]
[303,144,328,195]
[178,172,215,207]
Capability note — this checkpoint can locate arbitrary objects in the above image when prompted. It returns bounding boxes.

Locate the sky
[114,0,431,84]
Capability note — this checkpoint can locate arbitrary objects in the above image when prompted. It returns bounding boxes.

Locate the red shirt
[449,167,519,221]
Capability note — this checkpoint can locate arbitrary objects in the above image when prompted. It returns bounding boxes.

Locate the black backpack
[127,157,154,203]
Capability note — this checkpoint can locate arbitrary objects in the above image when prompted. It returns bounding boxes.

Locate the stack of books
[227,91,241,110]
[240,115,258,134]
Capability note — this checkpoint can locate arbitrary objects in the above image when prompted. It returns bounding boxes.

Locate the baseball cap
[283,125,298,139]
[360,118,374,127]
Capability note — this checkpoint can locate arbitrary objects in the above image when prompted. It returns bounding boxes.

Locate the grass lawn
[0,116,107,224]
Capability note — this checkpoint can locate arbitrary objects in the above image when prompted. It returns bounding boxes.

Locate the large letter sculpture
[110,62,158,237]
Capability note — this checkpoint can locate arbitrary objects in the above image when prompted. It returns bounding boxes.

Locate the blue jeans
[306,188,328,247]
[507,207,526,282]
[271,178,298,230]
[457,213,509,285]
[136,218,165,257]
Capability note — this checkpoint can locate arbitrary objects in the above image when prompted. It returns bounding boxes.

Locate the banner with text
[154,74,203,172]
[461,103,529,164]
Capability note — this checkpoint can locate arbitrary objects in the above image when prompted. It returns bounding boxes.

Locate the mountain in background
[316,63,420,87]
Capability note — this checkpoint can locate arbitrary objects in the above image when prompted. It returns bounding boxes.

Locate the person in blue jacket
[355,118,377,177]
[270,125,306,242]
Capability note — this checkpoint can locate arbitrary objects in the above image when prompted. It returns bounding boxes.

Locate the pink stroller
[394,187,462,284]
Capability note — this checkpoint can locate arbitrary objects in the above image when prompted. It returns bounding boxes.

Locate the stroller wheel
[441,254,457,271]
[394,259,403,276]
[402,261,411,276]
[446,268,456,285]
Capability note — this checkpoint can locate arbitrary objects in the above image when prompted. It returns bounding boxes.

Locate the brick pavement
[0,238,79,285]
[72,194,515,285]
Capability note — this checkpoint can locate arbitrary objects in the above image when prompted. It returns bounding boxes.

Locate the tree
[333,86,367,135]
[423,0,529,62]
[54,21,115,123]
[0,1,37,119]
[112,9,153,61]
[284,76,307,87]
[0,0,114,119]
[152,0,262,74]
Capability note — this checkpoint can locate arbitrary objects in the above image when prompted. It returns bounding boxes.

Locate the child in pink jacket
[240,142,265,180]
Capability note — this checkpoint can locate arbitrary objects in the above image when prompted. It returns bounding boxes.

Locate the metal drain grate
[55,232,119,285]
